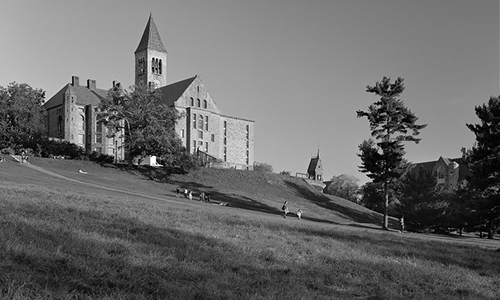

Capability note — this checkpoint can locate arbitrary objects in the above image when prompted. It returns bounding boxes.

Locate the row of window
[190,97,208,109]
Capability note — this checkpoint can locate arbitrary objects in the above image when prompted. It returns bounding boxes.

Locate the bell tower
[135,14,167,89]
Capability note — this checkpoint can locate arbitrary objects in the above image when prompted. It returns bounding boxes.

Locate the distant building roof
[43,82,107,110]
[135,14,167,53]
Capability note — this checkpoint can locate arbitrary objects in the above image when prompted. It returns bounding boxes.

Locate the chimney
[72,76,80,86]
[87,79,96,90]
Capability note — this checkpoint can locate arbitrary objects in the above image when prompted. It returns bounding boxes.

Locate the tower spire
[135,14,167,53]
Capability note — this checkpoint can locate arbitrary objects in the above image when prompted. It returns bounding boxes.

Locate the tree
[324,174,360,202]
[357,76,427,229]
[98,83,184,166]
[253,162,273,173]
[463,96,500,239]
[359,181,401,215]
[0,82,46,149]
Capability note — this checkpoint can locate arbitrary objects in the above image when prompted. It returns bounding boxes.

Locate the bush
[37,139,85,159]
[0,147,15,155]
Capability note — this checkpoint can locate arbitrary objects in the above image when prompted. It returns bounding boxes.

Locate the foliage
[463,96,500,239]
[324,174,360,202]
[37,139,85,159]
[359,181,400,215]
[253,161,273,173]
[357,76,427,229]
[279,170,291,176]
[98,83,185,166]
[0,82,46,150]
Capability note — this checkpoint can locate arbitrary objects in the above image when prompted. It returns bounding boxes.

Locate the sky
[0,0,498,184]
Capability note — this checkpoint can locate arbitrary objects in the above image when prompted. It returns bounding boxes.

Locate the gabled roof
[307,154,322,175]
[135,14,167,53]
[43,84,108,110]
[410,157,472,181]
[156,76,197,107]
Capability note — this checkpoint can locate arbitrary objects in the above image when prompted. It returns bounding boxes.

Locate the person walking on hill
[297,209,303,220]
[399,216,405,233]
[282,201,289,218]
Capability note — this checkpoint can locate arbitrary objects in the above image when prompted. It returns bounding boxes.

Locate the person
[176,187,181,197]
[205,192,210,203]
[399,216,405,233]
[21,150,27,164]
[78,169,88,174]
[188,190,193,200]
[282,201,289,218]
[199,192,206,202]
[297,209,303,220]
[184,188,188,199]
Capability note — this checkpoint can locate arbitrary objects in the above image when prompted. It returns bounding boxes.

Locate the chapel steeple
[135,14,167,89]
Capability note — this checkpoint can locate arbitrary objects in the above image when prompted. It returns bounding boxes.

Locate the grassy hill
[19,157,394,228]
[1,157,499,299]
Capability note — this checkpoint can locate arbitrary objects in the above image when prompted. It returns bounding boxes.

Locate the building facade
[43,14,254,169]
[410,156,471,191]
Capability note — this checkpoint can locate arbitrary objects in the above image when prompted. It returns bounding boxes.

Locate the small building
[307,151,323,181]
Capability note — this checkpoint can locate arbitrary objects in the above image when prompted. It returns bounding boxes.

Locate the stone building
[43,14,254,169]
[307,151,323,181]
[410,156,471,191]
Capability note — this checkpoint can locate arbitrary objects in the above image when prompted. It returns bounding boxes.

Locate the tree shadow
[284,180,398,228]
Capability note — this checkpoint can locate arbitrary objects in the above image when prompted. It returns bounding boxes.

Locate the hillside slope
[2,157,396,228]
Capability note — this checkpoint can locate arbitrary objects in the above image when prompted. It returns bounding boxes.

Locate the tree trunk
[488,218,494,239]
[383,181,389,230]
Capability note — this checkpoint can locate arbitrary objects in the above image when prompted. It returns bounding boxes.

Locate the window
[198,130,203,139]
[180,129,185,138]
[198,115,203,130]
[223,147,227,161]
[96,134,102,143]
[193,113,196,128]
[223,121,227,136]
[96,122,103,133]
[205,142,209,153]
[246,150,249,165]
[204,100,207,109]
[78,134,84,144]
[197,99,201,107]
[246,140,249,149]
[246,125,249,139]
[159,59,162,74]
[223,137,227,145]
[190,97,194,106]
[193,141,197,153]
[211,134,215,142]
[205,116,208,130]
[81,115,85,130]
[57,116,63,136]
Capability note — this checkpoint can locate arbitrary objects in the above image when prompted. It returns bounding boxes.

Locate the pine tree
[357,76,427,229]
[464,96,500,239]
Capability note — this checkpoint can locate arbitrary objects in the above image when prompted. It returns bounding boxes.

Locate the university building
[43,15,254,169]
[410,156,471,191]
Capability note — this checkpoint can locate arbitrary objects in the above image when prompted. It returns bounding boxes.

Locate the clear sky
[1,0,498,183]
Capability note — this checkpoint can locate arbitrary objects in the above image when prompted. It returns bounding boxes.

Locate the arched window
[190,97,194,106]
[159,59,162,74]
[197,99,201,107]
[81,115,85,130]
[203,100,207,109]
[151,58,155,73]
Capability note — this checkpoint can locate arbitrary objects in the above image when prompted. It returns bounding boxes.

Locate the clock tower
[135,14,167,89]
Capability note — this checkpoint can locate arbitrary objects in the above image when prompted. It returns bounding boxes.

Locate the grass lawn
[1,157,499,299]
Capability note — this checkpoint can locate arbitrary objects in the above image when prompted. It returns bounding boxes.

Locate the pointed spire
[135,14,167,53]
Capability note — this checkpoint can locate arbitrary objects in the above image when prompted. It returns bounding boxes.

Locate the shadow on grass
[284,180,399,228]
[3,201,497,300]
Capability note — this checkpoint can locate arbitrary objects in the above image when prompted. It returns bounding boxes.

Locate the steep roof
[43,84,108,110]
[156,76,197,107]
[135,14,167,53]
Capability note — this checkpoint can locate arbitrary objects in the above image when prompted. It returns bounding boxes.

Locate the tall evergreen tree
[464,96,500,239]
[357,76,427,229]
